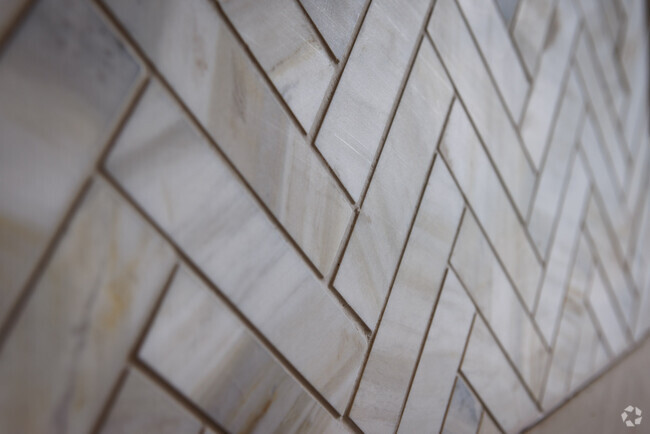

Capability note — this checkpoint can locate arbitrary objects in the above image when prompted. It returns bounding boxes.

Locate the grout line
[457,368,507,434]
[89,369,129,434]
[292,0,338,64]
[438,375,460,433]
[0,0,36,57]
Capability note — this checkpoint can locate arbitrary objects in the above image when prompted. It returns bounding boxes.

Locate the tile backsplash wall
[0,0,648,432]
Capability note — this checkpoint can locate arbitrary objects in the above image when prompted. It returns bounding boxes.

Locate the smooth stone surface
[586,268,629,356]
[512,0,558,75]
[441,377,483,434]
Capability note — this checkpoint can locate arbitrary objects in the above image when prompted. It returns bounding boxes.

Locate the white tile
[512,0,558,75]
[569,313,603,391]
[477,413,502,434]
[441,377,483,434]
[586,269,629,355]
[105,81,365,413]
[0,181,175,434]
[334,41,454,328]
[315,0,432,199]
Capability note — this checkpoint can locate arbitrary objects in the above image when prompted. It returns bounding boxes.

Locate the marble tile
[623,45,649,150]
[440,101,542,310]
[618,0,648,93]
[101,369,202,434]
[398,270,475,433]
[104,0,351,274]
[625,130,649,218]
[0,0,141,327]
[218,0,335,131]
[441,377,483,434]
[460,317,540,433]
[528,70,584,258]
[0,181,175,434]
[334,41,454,328]
[635,278,650,340]
[430,0,535,216]
[299,0,367,60]
[139,267,336,433]
[569,313,604,391]
[535,158,590,344]
[586,268,629,355]
[456,0,529,121]
[512,0,558,75]
[519,0,580,167]
[451,212,548,396]
[105,81,366,413]
[477,413,502,434]
[350,159,464,432]
[315,0,432,200]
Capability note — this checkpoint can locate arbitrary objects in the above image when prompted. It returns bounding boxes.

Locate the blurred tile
[512,0,558,75]
[441,377,483,434]
[495,0,518,24]
[0,0,28,38]
[569,313,603,391]
[477,413,502,434]
[586,268,629,355]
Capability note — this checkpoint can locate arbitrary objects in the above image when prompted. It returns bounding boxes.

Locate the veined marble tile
[512,0,558,75]
[440,101,542,310]
[0,181,175,434]
[298,0,366,60]
[477,413,501,434]
[104,0,351,274]
[535,157,590,344]
[350,159,464,433]
[451,212,548,396]
[314,0,432,200]
[528,70,584,258]
[456,0,529,121]
[0,0,141,327]
[105,81,365,413]
[441,377,483,434]
[398,270,475,434]
[569,312,604,391]
[218,0,335,131]
[101,369,202,434]
[430,0,535,216]
[586,268,629,355]
[519,0,580,167]
[460,317,540,433]
[139,267,336,433]
[334,41,454,328]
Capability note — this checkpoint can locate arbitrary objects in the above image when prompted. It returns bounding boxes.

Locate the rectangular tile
[315,0,432,200]
[398,270,475,433]
[569,313,604,391]
[105,81,366,413]
[350,159,464,433]
[104,0,351,274]
[0,181,175,434]
[519,0,580,167]
[586,268,629,356]
[477,413,501,434]
[456,0,529,121]
[441,377,483,434]
[140,267,337,432]
[333,41,454,328]
[460,317,540,433]
[512,0,558,75]
[635,278,650,340]
[0,0,141,326]
[440,101,542,310]
[430,0,535,216]
[452,212,548,396]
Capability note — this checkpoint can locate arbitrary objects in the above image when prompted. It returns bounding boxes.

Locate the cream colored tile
[299,0,366,59]
[350,160,464,433]
[512,0,558,75]
[101,369,202,434]
[315,0,432,199]
[398,270,475,433]
[0,0,141,327]
[460,318,540,433]
[430,0,535,216]
[334,41,454,328]
[440,101,542,310]
[452,212,548,396]
[441,377,483,434]
[586,269,629,355]
[457,0,529,121]
[477,413,502,434]
[140,268,336,433]
[104,0,351,274]
[0,181,175,434]
[519,0,580,167]
[218,0,335,130]
[105,81,365,413]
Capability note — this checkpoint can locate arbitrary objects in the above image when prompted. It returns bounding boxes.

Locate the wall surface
[0,0,648,433]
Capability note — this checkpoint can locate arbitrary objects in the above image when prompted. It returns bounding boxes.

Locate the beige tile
[218,0,335,131]
[519,0,580,167]
[101,369,202,434]
[460,318,540,433]
[430,0,535,217]
[440,101,542,310]
[451,212,548,396]
[477,413,502,434]
[104,0,351,274]
[398,270,475,433]
[441,376,483,434]
[0,0,141,326]
[315,0,432,199]
[586,268,629,356]
[105,81,365,413]
[0,181,175,434]
[512,0,558,75]
[350,159,464,432]
[334,41,454,328]
[299,0,366,59]
[140,267,336,433]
